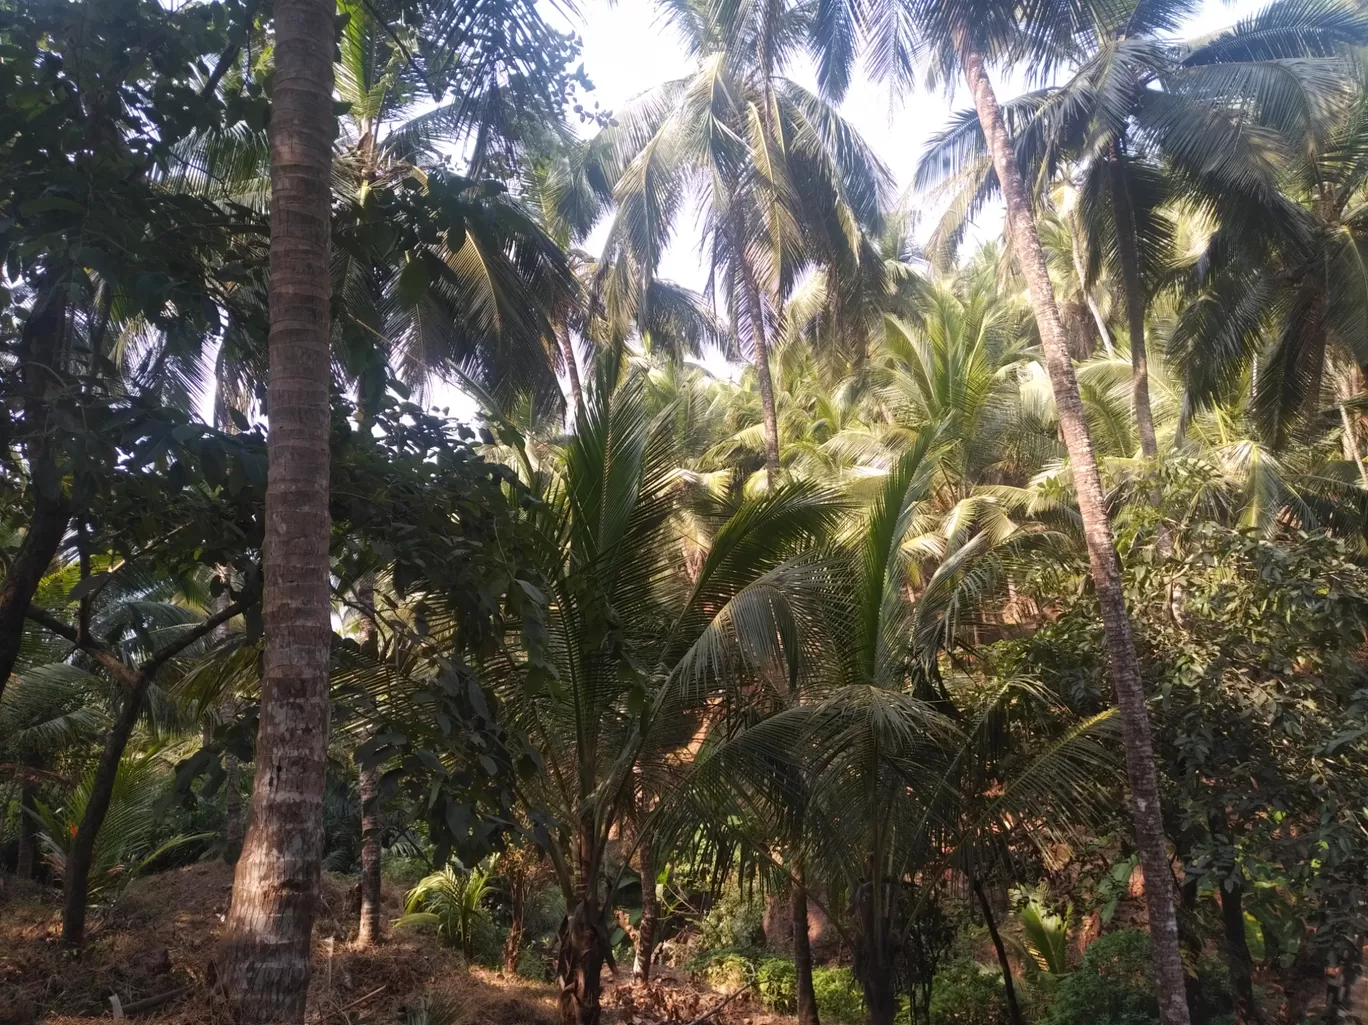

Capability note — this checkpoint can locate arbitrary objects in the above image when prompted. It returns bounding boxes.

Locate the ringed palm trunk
[559,816,606,1025]
[791,863,820,1025]
[355,579,383,947]
[217,0,336,1017]
[356,764,383,946]
[953,28,1191,1025]
[632,792,658,981]
[732,216,781,485]
[1107,146,1158,458]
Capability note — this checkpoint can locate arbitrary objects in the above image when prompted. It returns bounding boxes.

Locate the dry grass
[0,862,557,1025]
[0,863,793,1025]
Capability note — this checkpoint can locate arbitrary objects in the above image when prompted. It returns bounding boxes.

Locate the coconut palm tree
[576,0,892,486]
[1171,89,1368,445]
[806,0,1193,1017]
[482,355,842,1025]
[916,0,1368,458]
[213,0,336,1014]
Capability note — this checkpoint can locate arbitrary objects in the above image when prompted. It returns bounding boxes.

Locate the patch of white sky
[427,0,1263,417]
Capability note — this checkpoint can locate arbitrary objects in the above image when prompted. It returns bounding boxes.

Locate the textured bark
[355,580,382,948]
[562,326,583,414]
[973,879,1026,1025]
[503,890,526,975]
[62,672,150,944]
[222,753,244,863]
[632,824,657,981]
[356,765,383,947]
[955,31,1190,1025]
[559,818,607,1025]
[1068,210,1116,357]
[791,869,820,1025]
[1108,148,1158,458]
[216,0,336,1016]
[557,897,606,1025]
[854,873,897,1025]
[1219,877,1263,1025]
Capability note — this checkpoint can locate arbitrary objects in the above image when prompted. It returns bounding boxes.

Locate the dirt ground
[0,863,787,1025]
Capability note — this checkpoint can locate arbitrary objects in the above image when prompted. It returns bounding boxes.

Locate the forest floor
[0,862,789,1025]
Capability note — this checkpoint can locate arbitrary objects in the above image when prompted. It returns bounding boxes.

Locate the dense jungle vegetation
[2,0,1367,1022]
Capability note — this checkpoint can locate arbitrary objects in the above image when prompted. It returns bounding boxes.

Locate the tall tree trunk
[633,820,657,981]
[1107,147,1158,458]
[855,871,897,1025]
[1068,209,1116,358]
[222,753,244,863]
[562,326,583,414]
[355,579,382,948]
[1219,876,1263,1025]
[504,879,527,975]
[973,878,1026,1025]
[733,222,781,485]
[792,866,820,1025]
[217,0,336,1016]
[954,30,1190,1025]
[356,765,382,947]
[62,673,150,945]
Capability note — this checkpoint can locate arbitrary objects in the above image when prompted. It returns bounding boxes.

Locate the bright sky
[558,0,1262,291]
[426,0,1263,416]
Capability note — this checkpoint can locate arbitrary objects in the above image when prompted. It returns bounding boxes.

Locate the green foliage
[397,862,497,960]
[929,959,1008,1025]
[33,751,211,902]
[812,966,866,1024]
[1012,885,1072,976]
[1040,930,1159,1025]
[697,886,767,952]
[756,958,797,1013]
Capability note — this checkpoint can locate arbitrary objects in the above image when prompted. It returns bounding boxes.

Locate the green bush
[1041,930,1158,1025]
[813,967,865,1024]
[756,958,797,1013]
[515,945,554,982]
[698,886,767,951]
[702,952,753,991]
[930,959,1008,1025]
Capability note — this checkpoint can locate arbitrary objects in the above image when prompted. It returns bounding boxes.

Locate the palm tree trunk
[62,671,151,945]
[355,579,382,948]
[222,753,244,863]
[559,817,606,1025]
[1068,209,1115,358]
[633,821,657,981]
[562,326,584,414]
[954,29,1190,1025]
[1107,147,1158,458]
[356,765,383,946]
[734,225,781,485]
[792,866,821,1025]
[217,0,336,1016]
[972,878,1026,1025]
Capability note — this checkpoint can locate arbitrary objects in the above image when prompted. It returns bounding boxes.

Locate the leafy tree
[807,0,1194,1017]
